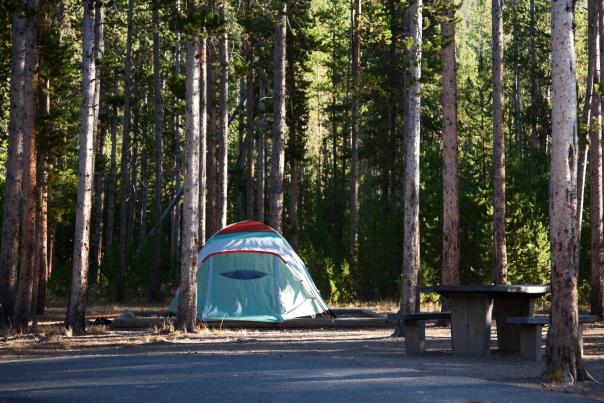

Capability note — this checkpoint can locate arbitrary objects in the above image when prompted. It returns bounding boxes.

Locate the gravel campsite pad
[1,318,603,402]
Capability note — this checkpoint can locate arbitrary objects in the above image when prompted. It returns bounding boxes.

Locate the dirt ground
[1,306,603,401]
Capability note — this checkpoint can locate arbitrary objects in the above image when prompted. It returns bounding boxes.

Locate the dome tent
[169,221,329,322]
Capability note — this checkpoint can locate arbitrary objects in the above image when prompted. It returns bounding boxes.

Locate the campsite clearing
[1,310,603,402]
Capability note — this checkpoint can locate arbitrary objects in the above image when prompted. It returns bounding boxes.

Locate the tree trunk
[35,154,48,315]
[206,40,217,237]
[0,5,27,327]
[257,79,266,222]
[90,0,104,282]
[13,0,39,330]
[441,2,460,287]
[217,28,229,230]
[511,0,521,153]
[172,27,182,258]
[269,3,287,232]
[118,0,134,301]
[149,5,163,300]
[67,0,97,334]
[245,43,255,221]
[492,0,507,284]
[105,73,118,251]
[544,0,586,382]
[399,0,422,317]
[528,0,538,150]
[128,111,139,239]
[350,0,361,269]
[140,144,148,235]
[175,32,201,333]
[91,126,105,282]
[198,37,207,245]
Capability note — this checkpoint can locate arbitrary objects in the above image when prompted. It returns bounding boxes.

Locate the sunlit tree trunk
[199,37,207,244]
[441,1,460,287]
[492,0,507,284]
[399,0,422,317]
[67,0,97,334]
[269,2,287,232]
[172,23,182,257]
[206,40,217,236]
[544,0,586,382]
[216,26,228,230]
[176,31,200,333]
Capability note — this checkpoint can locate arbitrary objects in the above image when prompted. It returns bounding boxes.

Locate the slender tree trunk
[257,79,266,222]
[350,0,361,269]
[172,27,182,257]
[544,0,586,382]
[105,73,118,251]
[92,126,106,281]
[590,50,604,318]
[175,32,200,333]
[36,154,48,315]
[90,0,104,282]
[399,0,422,317]
[128,111,139,239]
[198,37,207,245]
[217,27,228,230]
[13,0,39,330]
[0,5,27,327]
[441,2,460,288]
[67,0,97,334]
[492,0,507,284]
[269,3,287,232]
[511,0,521,153]
[206,41,217,236]
[593,0,604,318]
[140,145,148,235]
[149,5,163,300]
[245,43,255,220]
[118,0,134,301]
[528,0,538,150]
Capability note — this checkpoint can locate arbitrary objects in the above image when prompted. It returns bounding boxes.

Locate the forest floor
[0,305,602,402]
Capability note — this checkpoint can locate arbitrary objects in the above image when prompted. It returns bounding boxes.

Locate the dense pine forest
[0,0,601,381]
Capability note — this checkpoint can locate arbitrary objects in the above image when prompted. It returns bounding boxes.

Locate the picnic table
[418,284,550,356]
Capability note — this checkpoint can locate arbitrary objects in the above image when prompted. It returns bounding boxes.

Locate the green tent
[169,221,329,323]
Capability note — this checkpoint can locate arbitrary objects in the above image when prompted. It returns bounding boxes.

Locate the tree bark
[528,0,538,150]
[544,0,586,382]
[441,2,460,287]
[172,25,182,257]
[350,0,361,269]
[0,4,27,327]
[91,125,105,282]
[175,32,200,333]
[257,79,266,222]
[269,2,287,232]
[217,27,228,230]
[399,0,422,317]
[67,0,97,334]
[118,0,134,301]
[245,42,255,221]
[35,153,48,315]
[492,0,507,284]
[149,5,163,300]
[105,82,118,251]
[206,40,217,236]
[199,37,207,245]
[13,0,39,330]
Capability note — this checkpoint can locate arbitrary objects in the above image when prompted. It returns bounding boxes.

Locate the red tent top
[214,220,278,236]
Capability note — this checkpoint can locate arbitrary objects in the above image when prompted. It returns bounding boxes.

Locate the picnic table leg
[493,295,535,352]
[448,293,493,356]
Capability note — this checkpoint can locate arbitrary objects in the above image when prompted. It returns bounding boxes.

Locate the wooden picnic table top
[417,284,550,296]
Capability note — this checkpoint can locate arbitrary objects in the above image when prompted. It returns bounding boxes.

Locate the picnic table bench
[507,314,600,361]
[388,311,451,354]
[418,285,550,356]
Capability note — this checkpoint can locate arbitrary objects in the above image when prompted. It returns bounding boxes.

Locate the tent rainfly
[169,221,329,322]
